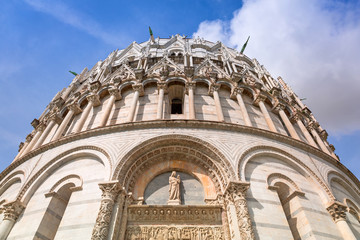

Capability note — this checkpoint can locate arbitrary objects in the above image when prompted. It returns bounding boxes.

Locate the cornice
[2,120,359,190]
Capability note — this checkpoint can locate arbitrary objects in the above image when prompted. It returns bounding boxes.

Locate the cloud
[23,0,124,46]
[193,0,360,134]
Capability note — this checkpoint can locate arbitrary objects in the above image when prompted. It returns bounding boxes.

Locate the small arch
[238,146,335,203]
[193,77,212,86]
[47,174,83,194]
[267,173,302,193]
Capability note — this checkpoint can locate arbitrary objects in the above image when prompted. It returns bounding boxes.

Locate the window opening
[171,98,182,114]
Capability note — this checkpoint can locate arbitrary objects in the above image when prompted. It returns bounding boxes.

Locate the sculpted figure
[169,171,181,201]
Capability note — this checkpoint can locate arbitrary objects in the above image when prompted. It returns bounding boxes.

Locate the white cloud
[24,0,124,46]
[193,0,360,134]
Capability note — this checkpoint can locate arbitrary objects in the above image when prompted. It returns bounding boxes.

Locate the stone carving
[3,200,25,221]
[327,201,347,223]
[127,206,222,225]
[91,181,122,240]
[126,226,224,240]
[168,171,181,205]
[224,181,255,240]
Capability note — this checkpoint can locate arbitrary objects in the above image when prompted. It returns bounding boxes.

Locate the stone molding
[5,121,358,199]
[327,201,347,223]
[91,181,122,240]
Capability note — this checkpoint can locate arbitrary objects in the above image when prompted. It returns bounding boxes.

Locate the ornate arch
[112,135,235,196]
[48,174,83,194]
[18,145,111,205]
[238,145,335,203]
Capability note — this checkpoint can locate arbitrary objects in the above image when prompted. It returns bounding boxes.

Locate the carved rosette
[3,201,25,222]
[327,201,347,223]
[224,181,255,240]
[91,181,122,240]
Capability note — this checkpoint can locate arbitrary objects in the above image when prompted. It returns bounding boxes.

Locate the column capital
[47,113,62,125]
[25,133,34,143]
[306,121,319,132]
[290,112,301,123]
[157,81,168,92]
[327,201,347,223]
[67,102,82,115]
[89,80,101,93]
[185,81,196,94]
[253,93,267,106]
[35,123,46,132]
[270,87,282,97]
[3,200,25,221]
[230,87,243,99]
[132,83,144,96]
[320,129,328,141]
[98,181,122,201]
[108,88,122,100]
[208,83,221,96]
[86,94,101,107]
[223,181,250,203]
[271,101,286,114]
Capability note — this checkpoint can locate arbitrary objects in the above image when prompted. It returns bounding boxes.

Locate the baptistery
[0,35,359,240]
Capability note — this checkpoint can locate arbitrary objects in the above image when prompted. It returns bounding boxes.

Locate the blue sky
[0,0,359,180]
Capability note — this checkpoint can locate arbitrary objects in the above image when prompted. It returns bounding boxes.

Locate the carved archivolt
[238,145,335,202]
[48,174,83,193]
[113,134,235,193]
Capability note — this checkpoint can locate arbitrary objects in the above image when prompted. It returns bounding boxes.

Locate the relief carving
[126,226,224,240]
[91,181,122,240]
[168,171,181,205]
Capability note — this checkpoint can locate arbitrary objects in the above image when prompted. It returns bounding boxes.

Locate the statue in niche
[168,171,181,205]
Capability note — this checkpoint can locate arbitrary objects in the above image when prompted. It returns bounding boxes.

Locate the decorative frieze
[127,205,222,225]
[126,225,224,240]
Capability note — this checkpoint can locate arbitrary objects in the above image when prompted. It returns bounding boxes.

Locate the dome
[0,35,359,240]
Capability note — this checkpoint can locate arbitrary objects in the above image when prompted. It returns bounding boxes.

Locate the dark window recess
[171,98,182,114]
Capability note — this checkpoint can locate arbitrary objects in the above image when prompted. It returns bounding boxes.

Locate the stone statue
[168,171,181,205]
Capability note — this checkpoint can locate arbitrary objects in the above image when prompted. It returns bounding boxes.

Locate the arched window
[34,183,74,240]
[171,98,182,114]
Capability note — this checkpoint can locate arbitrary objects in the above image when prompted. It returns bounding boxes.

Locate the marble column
[156,82,167,120]
[291,113,318,148]
[109,191,126,240]
[91,181,121,240]
[307,121,331,155]
[52,103,82,141]
[118,194,132,240]
[0,201,25,240]
[13,134,32,161]
[73,94,100,133]
[186,82,196,120]
[20,123,46,156]
[254,94,277,133]
[273,103,300,140]
[127,84,143,122]
[224,181,255,240]
[232,88,252,127]
[33,114,61,149]
[327,202,357,240]
[99,88,121,127]
[209,84,224,122]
